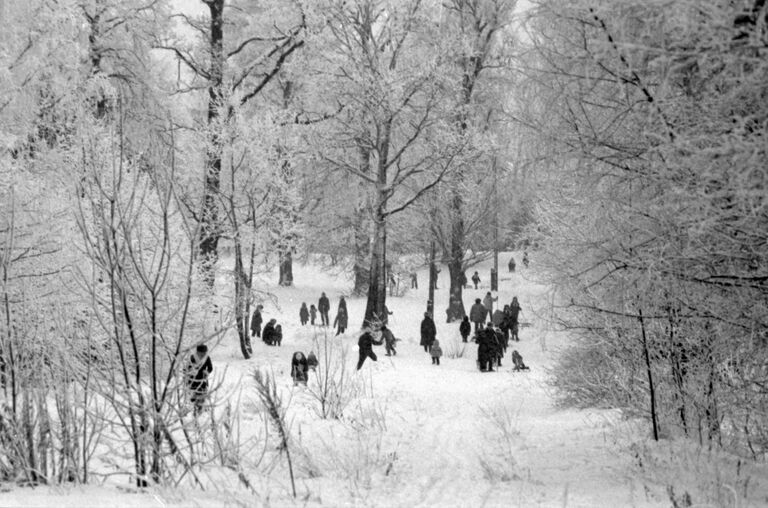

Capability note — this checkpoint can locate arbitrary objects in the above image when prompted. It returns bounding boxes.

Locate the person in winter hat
[471,271,481,289]
[420,312,437,352]
[512,350,529,371]
[469,298,487,333]
[429,339,443,365]
[509,296,522,341]
[291,351,309,386]
[309,304,317,325]
[307,351,319,371]
[459,315,471,343]
[274,324,283,346]
[356,330,383,370]
[299,303,309,326]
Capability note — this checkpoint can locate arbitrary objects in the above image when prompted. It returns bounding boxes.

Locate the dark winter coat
[471,272,480,285]
[469,302,487,324]
[262,321,276,345]
[381,327,397,349]
[187,353,213,393]
[459,318,471,338]
[291,353,309,384]
[299,304,309,323]
[333,307,348,329]
[358,331,383,353]
[318,295,330,313]
[509,302,521,323]
[250,309,263,336]
[307,351,318,370]
[420,316,437,346]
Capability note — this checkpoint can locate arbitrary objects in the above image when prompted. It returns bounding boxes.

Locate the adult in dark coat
[469,298,487,333]
[356,330,383,370]
[420,312,437,352]
[410,271,418,289]
[471,271,480,289]
[291,352,309,386]
[262,319,277,345]
[299,303,309,326]
[318,292,331,326]
[333,306,348,336]
[250,305,264,338]
[475,327,495,372]
[187,344,213,415]
[508,257,516,272]
[459,316,471,343]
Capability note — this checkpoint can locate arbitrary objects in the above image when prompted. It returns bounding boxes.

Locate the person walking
[318,292,331,326]
[471,271,480,289]
[459,315,471,343]
[381,324,398,356]
[309,304,317,325]
[509,296,522,341]
[299,302,309,326]
[420,312,437,353]
[469,298,487,333]
[410,271,418,289]
[333,305,348,336]
[186,344,213,415]
[356,330,383,370]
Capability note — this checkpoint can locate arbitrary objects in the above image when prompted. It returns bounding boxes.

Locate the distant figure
[522,252,529,268]
[318,292,331,326]
[263,319,277,345]
[186,344,213,415]
[250,305,264,338]
[459,316,471,343]
[420,312,437,352]
[411,271,418,289]
[509,296,522,341]
[430,264,440,290]
[291,351,309,386]
[388,272,397,295]
[508,257,516,273]
[307,351,319,371]
[430,339,443,366]
[471,271,480,289]
[483,291,498,316]
[356,330,383,370]
[469,298,487,333]
[334,305,348,336]
[309,304,317,325]
[299,302,309,326]
[380,324,397,356]
[512,350,529,371]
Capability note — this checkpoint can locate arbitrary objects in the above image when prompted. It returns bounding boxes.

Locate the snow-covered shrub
[477,403,522,482]
[306,331,362,419]
[631,438,768,508]
[443,337,467,359]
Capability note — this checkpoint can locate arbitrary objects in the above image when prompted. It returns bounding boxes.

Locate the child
[511,350,529,371]
[307,351,318,371]
[299,303,309,326]
[291,351,309,386]
[459,316,471,343]
[309,304,317,325]
[430,339,443,365]
[274,324,283,346]
[380,324,397,356]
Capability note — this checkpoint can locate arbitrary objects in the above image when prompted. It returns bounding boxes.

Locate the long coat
[299,304,309,323]
[318,295,330,313]
[420,316,437,346]
[333,307,348,329]
[469,302,487,324]
[483,294,498,315]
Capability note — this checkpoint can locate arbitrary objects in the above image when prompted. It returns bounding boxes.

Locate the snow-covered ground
[1,253,668,507]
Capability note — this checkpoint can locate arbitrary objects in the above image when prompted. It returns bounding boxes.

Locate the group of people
[250,305,283,346]
[472,320,528,372]
[290,350,319,386]
[419,312,443,365]
[466,295,522,341]
[507,252,530,273]
[299,293,371,336]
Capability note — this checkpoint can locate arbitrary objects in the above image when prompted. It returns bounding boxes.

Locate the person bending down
[356,330,383,370]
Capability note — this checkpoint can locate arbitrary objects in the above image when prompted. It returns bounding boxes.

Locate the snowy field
[1,254,669,507]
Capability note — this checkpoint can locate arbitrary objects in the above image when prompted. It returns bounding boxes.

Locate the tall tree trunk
[353,138,371,296]
[277,80,294,286]
[639,308,659,441]
[446,190,466,322]
[200,0,225,287]
[363,214,386,327]
[428,241,436,316]
[234,242,253,359]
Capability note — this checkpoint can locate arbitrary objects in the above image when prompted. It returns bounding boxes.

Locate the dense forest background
[1,0,766,504]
